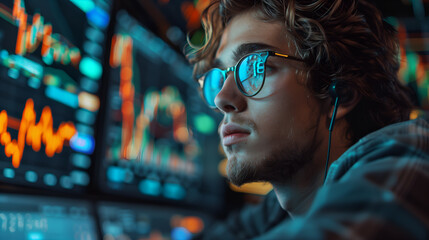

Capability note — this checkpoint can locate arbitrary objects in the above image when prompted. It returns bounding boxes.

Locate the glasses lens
[236,54,265,96]
[202,68,224,107]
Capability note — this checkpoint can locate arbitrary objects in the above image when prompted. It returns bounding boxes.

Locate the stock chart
[0,0,111,191]
[98,10,224,207]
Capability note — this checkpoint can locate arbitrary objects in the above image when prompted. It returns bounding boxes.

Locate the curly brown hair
[187,0,413,143]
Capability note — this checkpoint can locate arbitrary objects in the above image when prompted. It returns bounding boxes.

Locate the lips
[221,123,251,146]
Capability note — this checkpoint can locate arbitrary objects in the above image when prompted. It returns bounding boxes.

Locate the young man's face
[213,10,327,186]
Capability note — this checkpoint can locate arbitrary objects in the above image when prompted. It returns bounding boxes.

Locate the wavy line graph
[0,99,76,168]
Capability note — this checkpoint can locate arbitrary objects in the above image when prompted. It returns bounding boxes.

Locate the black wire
[323,97,339,183]
[323,130,333,182]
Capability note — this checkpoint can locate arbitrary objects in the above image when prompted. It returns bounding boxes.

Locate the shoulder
[253,116,429,239]
[326,115,429,183]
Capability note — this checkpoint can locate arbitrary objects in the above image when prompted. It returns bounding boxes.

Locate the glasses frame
[198,50,304,108]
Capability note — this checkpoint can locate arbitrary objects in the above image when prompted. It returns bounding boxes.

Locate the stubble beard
[225,132,321,187]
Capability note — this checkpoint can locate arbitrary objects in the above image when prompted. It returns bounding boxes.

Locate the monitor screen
[0,193,99,240]
[98,201,211,240]
[98,10,225,208]
[0,0,111,192]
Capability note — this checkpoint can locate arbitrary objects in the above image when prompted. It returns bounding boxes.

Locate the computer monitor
[0,0,111,192]
[97,9,225,209]
[98,200,212,240]
[0,193,99,240]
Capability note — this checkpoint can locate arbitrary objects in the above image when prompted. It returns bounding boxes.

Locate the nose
[214,71,247,113]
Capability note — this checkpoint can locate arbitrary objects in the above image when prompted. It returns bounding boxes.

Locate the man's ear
[330,89,361,120]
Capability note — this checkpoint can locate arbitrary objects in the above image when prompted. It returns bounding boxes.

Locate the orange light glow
[120,67,133,84]
[181,2,201,30]
[109,34,118,67]
[169,102,184,118]
[229,182,273,195]
[41,24,52,56]
[181,216,204,234]
[14,0,27,55]
[0,99,76,168]
[195,0,210,14]
[174,126,189,143]
[78,92,100,112]
[410,109,420,120]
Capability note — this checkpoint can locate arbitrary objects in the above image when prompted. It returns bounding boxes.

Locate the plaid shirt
[259,114,429,239]
[198,115,429,240]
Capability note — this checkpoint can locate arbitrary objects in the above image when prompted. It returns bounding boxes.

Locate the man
[188,0,429,239]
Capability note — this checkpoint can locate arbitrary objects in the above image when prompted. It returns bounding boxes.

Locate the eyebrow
[212,42,278,69]
[233,42,276,62]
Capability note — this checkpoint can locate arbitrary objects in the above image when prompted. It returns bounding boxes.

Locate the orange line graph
[0,99,76,168]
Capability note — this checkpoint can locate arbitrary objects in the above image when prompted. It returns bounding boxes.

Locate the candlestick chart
[99,11,225,205]
[104,32,199,200]
[108,33,196,172]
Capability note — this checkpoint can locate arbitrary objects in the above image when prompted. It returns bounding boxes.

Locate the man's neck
[271,165,324,217]
[272,123,351,217]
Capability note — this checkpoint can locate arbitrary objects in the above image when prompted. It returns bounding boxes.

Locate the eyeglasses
[198,51,303,108]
